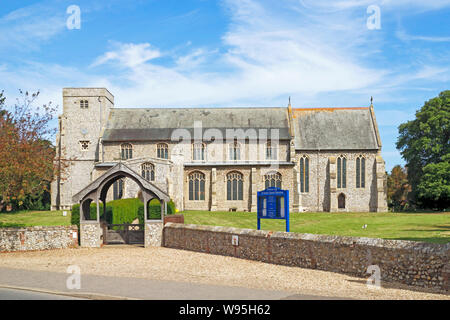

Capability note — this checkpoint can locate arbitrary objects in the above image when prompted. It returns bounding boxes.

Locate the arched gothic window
[229,141,241,161]
[141,163,155,182]
[193,143,206,161]
[300,156,309,193]
[264,172,282,189]
[188,171,205,201]
[227,172,243,200]
[266,141,278,160]
[113,178,124,200]
[356,155,366,188]
[157,143,169,159]
[121,143,133,160]
[337,155,347,188]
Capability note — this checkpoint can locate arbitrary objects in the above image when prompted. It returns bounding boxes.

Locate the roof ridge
[112,106,287,110]
[293,107,369,111]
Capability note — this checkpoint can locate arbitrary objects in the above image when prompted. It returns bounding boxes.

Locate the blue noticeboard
[257,187,289,232]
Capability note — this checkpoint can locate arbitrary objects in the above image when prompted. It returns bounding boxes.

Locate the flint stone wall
[0,226,78,252]
[145,222,163,247]
[80,223,102,248]
[163,223,449,292]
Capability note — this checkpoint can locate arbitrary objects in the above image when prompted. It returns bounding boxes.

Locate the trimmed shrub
[72,198,177,227]
[71,203,111,228]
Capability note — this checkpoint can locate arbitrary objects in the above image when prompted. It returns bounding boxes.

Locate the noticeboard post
[257,187,289,232]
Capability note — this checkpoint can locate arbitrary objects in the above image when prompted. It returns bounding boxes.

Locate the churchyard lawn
[182,210,450,244]
[1,209,448,244]
[0,210,70,228]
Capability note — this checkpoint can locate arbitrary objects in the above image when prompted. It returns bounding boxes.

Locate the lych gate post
[74,163,170,248]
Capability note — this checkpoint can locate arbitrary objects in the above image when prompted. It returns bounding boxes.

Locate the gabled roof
[102,107,291,142]
[292,107,381,150]
[72,162,170,203]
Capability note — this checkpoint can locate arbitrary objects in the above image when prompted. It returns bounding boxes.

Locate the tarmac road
[0,267,343,300]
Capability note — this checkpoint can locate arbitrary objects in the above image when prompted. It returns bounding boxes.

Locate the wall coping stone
[164,223,450,254]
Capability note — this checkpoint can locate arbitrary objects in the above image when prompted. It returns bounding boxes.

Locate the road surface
[0,267,339,300]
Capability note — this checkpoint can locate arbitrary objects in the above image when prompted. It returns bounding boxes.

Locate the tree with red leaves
[0,90,57,211]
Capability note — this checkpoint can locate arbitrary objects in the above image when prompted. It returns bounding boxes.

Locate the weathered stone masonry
[0,226,78,252]
[51,88,388,213]
[163,223,449,292]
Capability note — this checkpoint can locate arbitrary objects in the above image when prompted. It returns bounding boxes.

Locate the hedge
[71,198,176,228]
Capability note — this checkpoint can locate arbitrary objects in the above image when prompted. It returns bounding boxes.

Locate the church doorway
[338,193,346,209]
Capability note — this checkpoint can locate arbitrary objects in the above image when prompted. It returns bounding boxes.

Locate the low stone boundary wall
[163,223,449,292]
[0,226,78,252]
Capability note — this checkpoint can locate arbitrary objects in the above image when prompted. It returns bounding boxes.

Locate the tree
[396,90,450,208]
[0,90,56,211]
[386,165,410,211]
[416,154,450,210]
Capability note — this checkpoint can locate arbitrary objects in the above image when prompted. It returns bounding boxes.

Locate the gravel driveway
[0,246,448,300]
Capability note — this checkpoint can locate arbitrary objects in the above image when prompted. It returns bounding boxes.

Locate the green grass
[0,210,71,228]
[182,211,450,244]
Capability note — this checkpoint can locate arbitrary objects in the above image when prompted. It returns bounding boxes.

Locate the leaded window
[264,172,282,189]
[300,156,309,193]
[337,156,347,188]
[266,141,278,160]
[141,163,155,182]
[229,141,241,161]
[113,178,124,200]
[227,172,243,200]
[157,143,169,159]
[80,100,89,109]
[193,143,205,161]
[356,156,366,188]
[188,172,205,201]
[121,143,133,160]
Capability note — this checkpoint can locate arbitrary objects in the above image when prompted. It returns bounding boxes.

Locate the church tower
[51,88,114,210]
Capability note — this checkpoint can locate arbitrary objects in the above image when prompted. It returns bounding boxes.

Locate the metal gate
[103,224,144,245]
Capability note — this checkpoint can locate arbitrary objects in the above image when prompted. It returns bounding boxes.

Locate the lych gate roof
[292,107,381,150]
[72,162,170,203]
[102,107,291,142]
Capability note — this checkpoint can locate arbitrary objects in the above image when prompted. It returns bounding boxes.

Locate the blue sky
[1,0,450,171]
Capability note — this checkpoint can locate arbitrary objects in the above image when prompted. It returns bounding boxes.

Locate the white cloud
[0,2,66,50]
[396,30,450,42]
[91,42,162,68]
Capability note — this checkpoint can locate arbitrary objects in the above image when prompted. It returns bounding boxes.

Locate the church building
[51,88,388,213]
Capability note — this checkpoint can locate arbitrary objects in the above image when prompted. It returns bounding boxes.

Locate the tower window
[80,100,89,109]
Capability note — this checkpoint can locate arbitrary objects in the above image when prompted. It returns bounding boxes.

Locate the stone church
[51,88,387,213]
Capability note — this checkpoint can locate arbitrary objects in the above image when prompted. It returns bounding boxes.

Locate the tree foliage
[386,165,410,211]
[396,90,450,209]
[0,90,56,210]
[416,154,450,210]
